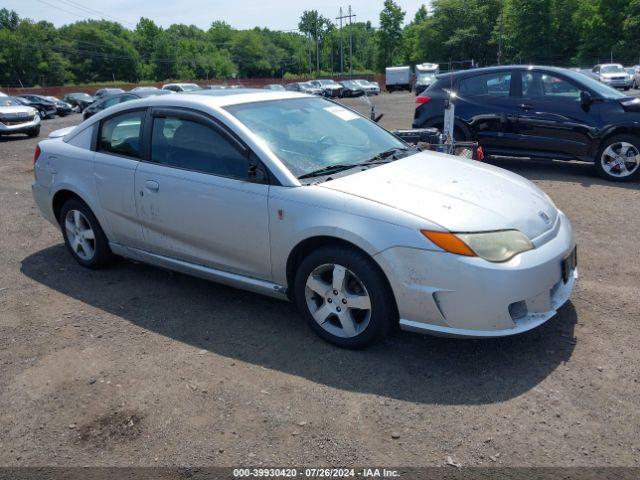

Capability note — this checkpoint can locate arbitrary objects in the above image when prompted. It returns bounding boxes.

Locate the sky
[7,0,428,31]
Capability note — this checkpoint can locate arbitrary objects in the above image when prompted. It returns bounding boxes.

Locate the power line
[55,0,137,27]
[34,0,137,28]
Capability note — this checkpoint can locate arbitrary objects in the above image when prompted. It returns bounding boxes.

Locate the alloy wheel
[600,142,640,178]
[304,263,372,338]
[64,209,96,261]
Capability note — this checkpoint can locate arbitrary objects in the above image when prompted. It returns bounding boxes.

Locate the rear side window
[459,72,512,96]
[150,116,248,179]
[98,111,144,158]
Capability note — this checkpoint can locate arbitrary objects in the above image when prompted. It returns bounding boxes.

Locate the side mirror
[248,163,268,184]
[580,90,593,107]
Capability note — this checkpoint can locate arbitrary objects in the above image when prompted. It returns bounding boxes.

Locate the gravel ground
[0,93,639,468]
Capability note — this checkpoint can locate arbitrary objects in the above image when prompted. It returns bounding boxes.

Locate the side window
[522,72,581,100]
[150,116,249,179]
[459,72,512,96]
[98,111,143,158]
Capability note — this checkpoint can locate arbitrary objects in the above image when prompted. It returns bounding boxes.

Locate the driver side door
[515,69,598,159]
[134,108,272,279]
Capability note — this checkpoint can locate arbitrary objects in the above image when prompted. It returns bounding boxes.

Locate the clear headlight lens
[457,230,534,262]
[422,229,534,262]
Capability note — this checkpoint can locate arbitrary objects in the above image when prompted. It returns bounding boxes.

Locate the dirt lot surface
[1,93,639,468]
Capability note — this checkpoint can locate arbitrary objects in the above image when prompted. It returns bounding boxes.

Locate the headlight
[421,230,534,262]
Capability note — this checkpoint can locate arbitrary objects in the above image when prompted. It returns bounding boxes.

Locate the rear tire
[294,246,396,349]
[59,199,115,269]
[595,134,640,182]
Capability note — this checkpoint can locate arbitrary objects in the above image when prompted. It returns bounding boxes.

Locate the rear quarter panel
[35,137,102,231]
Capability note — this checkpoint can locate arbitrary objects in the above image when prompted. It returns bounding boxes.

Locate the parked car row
[282,79,379,98]
[0,90,79,138]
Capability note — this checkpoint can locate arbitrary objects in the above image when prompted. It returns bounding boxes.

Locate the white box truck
[385,66,412,93]
[415,62,440,96]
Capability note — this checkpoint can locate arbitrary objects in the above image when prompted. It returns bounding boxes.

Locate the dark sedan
[339,80,365,98]
[13,95,57,119]
[62,92,95,112]
[82,90,171,119]
[44,96,73,116]
[413,65,640,182]
[94,87,125,99]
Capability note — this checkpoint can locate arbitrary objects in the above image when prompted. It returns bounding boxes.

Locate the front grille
[0,115,35,125]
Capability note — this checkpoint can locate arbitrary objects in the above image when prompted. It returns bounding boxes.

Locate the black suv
[413,65,640,181]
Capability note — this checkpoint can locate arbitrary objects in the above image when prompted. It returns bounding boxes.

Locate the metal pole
[348,5,353,79]
[339,7,344,76]
[316,19,320,74]
[498,6,503,65]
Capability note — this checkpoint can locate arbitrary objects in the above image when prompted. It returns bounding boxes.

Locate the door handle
[519,103,534,110]
[145,180,159,192]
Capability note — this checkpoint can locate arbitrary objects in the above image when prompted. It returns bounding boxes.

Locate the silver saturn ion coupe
[32,89,577,348]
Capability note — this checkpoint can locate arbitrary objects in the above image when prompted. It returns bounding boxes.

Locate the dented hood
[320,151,558,240]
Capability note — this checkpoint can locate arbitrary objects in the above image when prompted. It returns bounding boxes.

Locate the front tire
[595,134,640,182]
[59,199,115,269]
[28,127,40,138]
[294,246,396,349]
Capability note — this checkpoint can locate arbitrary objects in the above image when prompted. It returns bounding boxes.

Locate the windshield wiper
[369,146,415,162]
[298,162,383,179]
[298,147,416,180]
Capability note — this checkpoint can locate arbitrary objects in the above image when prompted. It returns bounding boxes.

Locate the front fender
[587,121,640,158]
[267,187,437,286]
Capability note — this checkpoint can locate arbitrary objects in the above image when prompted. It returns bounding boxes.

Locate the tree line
[0,0,639,88]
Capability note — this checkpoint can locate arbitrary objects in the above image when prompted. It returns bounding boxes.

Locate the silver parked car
[592,64,632,90]
[629,66,640,89]
[0,94,41,137]
[31,90,577,348]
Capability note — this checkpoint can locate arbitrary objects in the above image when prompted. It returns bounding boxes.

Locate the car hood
[319,151,558,240]
[0,106,36,115]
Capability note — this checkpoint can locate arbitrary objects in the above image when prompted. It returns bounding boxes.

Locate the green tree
[377,0,406,69]
[501,0,553,63]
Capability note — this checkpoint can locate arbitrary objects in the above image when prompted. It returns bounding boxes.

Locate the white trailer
[385,66,412,93]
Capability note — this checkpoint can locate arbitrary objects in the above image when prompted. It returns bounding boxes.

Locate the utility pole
[337,7,344,76]
[349,5,354,78]
[316,18,320,75]
[336,6,356,78]
[497,6,503,65]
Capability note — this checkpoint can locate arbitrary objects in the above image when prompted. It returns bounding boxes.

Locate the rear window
[459,72,512,96]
